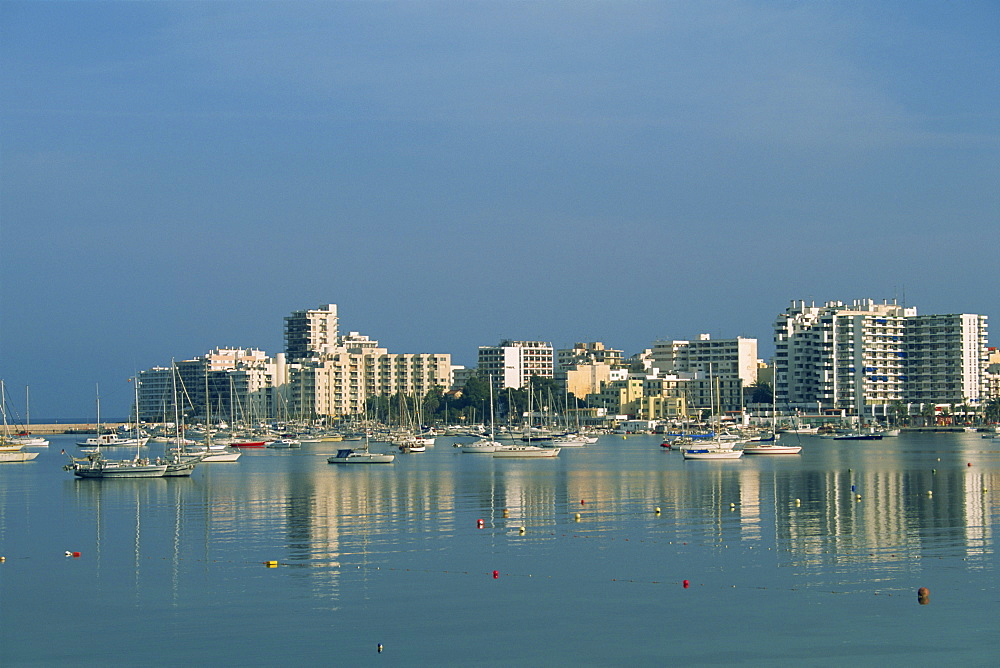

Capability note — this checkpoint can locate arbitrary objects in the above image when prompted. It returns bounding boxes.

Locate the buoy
[917,586,929,604]
[655,507,661,514]
[0,556,5,563]
[856,495,862,501]
[683,580,690,588]
[927,490,933,496]
[502,508,509,518]
[65,551,72,557]
[574,513,581,521]
[851,485,856,492]
[730,502,736,508]
[477,519,484,528]
[377,644,383,653]
[795,498,801,506]
[581,499,586,505]
[519,526,525,535]
[73,552,81,558]
[968,462,972,467]
[264,560,279,568]
[493,570,499,579]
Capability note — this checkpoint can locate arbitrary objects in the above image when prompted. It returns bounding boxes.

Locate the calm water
[2,432,998,666]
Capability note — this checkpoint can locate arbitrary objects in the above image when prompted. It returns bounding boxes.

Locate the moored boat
[328,447,395,464]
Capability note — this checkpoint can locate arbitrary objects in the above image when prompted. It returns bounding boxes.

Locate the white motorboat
[200,450,242,462]
[266,438,301,448]
[493,445,561,458]
[742,443,802,455]
[8,435,49,447]
[461,439,503,453]
[328,447,395,464]
[0,451,39,463]
[682,448,744,460]
[77,433,150,448]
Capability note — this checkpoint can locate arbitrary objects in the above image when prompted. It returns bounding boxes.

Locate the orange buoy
[917,586,930,604]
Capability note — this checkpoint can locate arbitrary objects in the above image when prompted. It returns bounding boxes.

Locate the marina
[1,430,998,665]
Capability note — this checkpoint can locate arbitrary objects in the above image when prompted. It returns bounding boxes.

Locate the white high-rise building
[774,299,988,418]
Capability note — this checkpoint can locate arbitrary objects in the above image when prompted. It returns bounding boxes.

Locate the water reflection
[58,433,998,603]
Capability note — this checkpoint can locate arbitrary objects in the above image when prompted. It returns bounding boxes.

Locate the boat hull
[0,451,39,463]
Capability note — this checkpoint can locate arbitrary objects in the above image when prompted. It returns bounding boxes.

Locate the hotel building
[774,299,988,419]
[477,340,554,391]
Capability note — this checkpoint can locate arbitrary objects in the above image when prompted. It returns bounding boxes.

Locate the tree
[748,381,773,405]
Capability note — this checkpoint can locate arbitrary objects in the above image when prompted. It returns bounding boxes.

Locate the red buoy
[477,519,484,528]
[580,499,586,505]
[72,552,81,558]
[493,570,499,579]
[968,462,973,467]
[683,579,689,588]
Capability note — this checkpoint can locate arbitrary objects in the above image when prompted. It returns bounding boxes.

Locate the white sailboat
[328,378,394,464]
[494,380,560,458]
[744,376,801,455]
[0,382,39,462]
[463,375,504,453]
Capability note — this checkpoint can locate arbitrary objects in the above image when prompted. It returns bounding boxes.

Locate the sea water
[1,432,997,666]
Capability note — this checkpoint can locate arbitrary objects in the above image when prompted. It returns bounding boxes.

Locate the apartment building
[774,299,988,418]
[477,340,554,390]
[284,304,339,361]
[136,347,276,423]
[649,335,757,413]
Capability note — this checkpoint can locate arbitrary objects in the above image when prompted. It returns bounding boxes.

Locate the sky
[2,1,998,419]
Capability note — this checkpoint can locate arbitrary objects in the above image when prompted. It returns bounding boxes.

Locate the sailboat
[744,376,801,455]
[680,364,744,459]
[494,379,560,458]
[65,384,167,478]
[160,366,203,476]
[463,375,504,453]
[8,386,49,447]
[328,378,394,463]
[0,381,39,462]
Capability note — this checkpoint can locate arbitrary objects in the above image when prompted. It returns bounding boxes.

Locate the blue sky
[2,1,998,419]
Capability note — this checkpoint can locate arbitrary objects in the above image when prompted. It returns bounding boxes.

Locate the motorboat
[328,447,395,464]
[0,451,39,463]
[267,438,301,448]
[461,439,503,453]
[682,448,744,460]
[493,444,560,458]
[77,433,149,448]
[742,443,802,455]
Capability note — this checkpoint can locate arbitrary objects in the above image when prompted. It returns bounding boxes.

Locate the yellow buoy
[574,513,581,521]
[519,526,526,535]
[655,507,661,514]
[264,560,279,568]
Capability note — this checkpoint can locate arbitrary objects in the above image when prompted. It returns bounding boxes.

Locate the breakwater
[11,423,119,434]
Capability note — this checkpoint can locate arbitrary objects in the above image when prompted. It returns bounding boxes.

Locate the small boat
[327,447,395,464]
[742,443,802,455]
[398,440,426,453]
[9,435,49,447]
[492,445,561,458]
[266,438,301,448]
[462,439,503,453]
[0,451,39,463]
[230,440,267,448]
[832,431,883,440]
[77,433,150,448]
[682,448,744,460]
[200,450,242,462]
